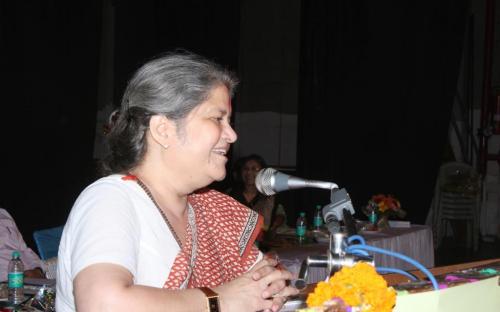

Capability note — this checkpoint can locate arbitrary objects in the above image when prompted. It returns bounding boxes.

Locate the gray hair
[102,51,238,174]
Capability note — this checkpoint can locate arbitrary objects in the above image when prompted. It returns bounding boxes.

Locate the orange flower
[366,194,404,218]
[306,262,396,312]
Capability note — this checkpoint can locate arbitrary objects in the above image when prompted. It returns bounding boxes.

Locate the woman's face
[241,159,263,188]
[168,85,237,188]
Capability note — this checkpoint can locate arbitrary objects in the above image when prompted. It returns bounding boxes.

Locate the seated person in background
[56,51,297,312]
[227,154,288,236]
[0,208,44,280]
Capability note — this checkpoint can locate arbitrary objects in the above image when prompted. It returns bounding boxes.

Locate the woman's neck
[131,164,188,219]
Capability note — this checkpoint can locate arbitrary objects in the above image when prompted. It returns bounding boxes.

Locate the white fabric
[56,175,180,312]
[0,208,43,281]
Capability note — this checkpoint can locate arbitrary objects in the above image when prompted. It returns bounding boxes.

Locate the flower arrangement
[363,194,406,222]
[301,262,396,312]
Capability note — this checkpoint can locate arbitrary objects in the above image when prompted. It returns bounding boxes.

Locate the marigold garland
[306,262,396,312]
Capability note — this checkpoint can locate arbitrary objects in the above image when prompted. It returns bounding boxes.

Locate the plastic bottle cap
[12,251,20,259]
[300,212,306,217]
[316,205,321,209]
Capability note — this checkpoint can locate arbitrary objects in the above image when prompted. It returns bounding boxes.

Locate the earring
[162,144,169,149]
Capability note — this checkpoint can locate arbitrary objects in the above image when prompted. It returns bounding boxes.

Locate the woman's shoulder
[68,175,141,224]
[84,174,133,190]
[75,174,141,204]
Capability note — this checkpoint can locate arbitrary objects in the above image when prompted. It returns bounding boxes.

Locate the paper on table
[394,276,500,312]
[388,220,411,228]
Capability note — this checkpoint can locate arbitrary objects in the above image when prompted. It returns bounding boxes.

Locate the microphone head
[255,168,277,195]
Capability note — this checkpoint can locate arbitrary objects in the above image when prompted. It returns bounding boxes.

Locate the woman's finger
[270,295,288,312]
[259,267,294,287]
[251,258,278,271]
[251,258,278,280]
[269,286,299,312]
[273,285,300,298]
[262,279,286,298]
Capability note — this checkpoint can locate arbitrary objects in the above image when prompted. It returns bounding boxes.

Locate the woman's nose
[224,123,238,143]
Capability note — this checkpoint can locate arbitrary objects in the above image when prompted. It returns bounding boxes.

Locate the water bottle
[296,212,307,243]
[8,251,24,305]
[369,210,378,225]
[313,205,323,230]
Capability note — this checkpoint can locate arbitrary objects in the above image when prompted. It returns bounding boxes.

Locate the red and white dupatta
[163,188,263,289]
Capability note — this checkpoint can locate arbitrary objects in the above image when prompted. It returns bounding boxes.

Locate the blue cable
[343,235,368,256]
[346,238,418,280]
[347,244,439,290]
[347,235,366,245]
[376,267,418,281]
[349,249,370,257]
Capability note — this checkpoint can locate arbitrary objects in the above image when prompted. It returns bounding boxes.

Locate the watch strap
[199,287,220,312]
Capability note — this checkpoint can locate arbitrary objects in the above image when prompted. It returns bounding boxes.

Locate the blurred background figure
[0,208,44,280]
[227,154,289,237]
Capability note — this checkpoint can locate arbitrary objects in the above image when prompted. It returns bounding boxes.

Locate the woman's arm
[74,263,206,312]
[74,258,297,312]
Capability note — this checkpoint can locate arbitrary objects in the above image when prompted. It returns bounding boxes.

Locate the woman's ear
[149,115,173,149]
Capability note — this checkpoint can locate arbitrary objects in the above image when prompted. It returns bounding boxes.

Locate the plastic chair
[433,162,481,251]
[33,225,64,260]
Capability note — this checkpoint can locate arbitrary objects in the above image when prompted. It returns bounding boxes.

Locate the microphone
[255,168,338,196]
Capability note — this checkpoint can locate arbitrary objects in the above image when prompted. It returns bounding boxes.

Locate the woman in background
[228,154,288,236]
[56,52,297,312]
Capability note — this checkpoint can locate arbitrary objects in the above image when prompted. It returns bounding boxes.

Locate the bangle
[199,287,220,312]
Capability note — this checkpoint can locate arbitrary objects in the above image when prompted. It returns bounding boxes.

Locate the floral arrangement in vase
[362,194,406,229]
[299,262,396,312]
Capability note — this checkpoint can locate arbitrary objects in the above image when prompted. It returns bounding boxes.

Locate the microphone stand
[292,188,373,289]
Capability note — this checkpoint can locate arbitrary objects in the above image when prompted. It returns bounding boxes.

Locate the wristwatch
[199,287,220,312]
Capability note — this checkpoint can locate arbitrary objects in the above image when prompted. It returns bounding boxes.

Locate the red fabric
[121,174,137,181]
[163,188,262,289]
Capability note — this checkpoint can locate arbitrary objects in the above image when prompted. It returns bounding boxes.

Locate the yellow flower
[306,262,396,312]
[378,201,389,212]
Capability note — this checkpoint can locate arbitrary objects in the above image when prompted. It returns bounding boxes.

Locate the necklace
[135,178,183,248]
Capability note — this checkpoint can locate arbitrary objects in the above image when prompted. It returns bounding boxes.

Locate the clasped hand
[215,258,299,312]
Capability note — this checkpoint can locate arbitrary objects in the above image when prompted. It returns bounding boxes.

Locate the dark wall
[1,2,103,248]
[297,0,467,223]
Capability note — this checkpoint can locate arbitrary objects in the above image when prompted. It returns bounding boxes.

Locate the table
[0,278,55,311]
[281,258,500,312]
[270,224,434,283]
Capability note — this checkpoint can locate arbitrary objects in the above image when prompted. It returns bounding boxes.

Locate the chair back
[33,225,64,260]
[436,162,481,220]
[437,162,480,194]
[433,161,482,250]
[439,192,478,220]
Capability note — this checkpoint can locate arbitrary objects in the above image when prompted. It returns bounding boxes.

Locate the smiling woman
[56,51,298,312]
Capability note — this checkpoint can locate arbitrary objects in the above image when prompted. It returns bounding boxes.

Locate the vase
[377,214,390,230]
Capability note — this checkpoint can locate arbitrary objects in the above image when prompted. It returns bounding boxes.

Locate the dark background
[1,0,469,250]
